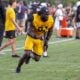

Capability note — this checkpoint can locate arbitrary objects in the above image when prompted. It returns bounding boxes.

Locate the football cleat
[16,67,21,73]
[43,51,48,57]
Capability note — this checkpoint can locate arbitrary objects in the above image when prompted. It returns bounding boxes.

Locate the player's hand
[17,26,23,32]
[44,39,48,46]
[44,39,48,50]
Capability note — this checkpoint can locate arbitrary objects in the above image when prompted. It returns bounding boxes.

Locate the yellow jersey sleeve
[9,9,15,20]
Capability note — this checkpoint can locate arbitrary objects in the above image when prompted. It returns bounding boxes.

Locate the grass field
[0,34,80,80]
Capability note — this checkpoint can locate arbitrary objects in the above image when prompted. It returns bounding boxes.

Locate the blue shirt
[17,5,27,20]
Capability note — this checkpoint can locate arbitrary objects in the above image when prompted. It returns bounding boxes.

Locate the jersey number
[38,26,48,32]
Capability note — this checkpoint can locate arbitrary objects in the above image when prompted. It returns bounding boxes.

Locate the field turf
[0,34,80,80]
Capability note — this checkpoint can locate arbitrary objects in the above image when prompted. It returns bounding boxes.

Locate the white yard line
[49,38,74,44]
[3,38,74,52]
[0,66,80,72]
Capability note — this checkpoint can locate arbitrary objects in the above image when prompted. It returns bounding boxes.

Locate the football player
[16,6,54,73]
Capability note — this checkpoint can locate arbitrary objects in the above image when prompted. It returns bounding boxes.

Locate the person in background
[16,0,27,35]
[0,0,6,50]
[75,1,80,39]
[16,7,54,73]
[54,4,64,37]
[0,0,22,57]
[40,3,54,57]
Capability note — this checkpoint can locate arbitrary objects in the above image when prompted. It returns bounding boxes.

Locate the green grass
[0,35,80,80]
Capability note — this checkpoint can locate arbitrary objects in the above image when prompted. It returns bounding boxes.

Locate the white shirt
[55,8,63,20]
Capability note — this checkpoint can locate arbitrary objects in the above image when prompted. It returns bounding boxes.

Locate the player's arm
[9,10,22,32]
[44,26,53,49]
[45,26,53,41]
[11,18,22,32]
[25,13,34,31]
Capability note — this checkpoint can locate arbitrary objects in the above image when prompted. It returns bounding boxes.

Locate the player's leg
[16,50,32,73]
[25,52,41,64]
[0,28,5,54]
[25,54,30,64]
[76,28,80,39]
[43,43,48,57]
[0,38,15,55]
[16,49,41,73]
[11,38,20,57]
[78,28,80,38]
[0,38,14,51]
[32,52,41,61]
[10,30,19,57]
[16,36,33,73]
[0,30,19,57]
[0,28,4,46]
[42,38,48,57]
[75,23,80,39]
[33,39,43,60]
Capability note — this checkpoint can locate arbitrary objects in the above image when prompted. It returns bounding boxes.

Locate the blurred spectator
[0,0,22,57]
[0,0,6,47]
[54,4,64,37]
[17,0,27,35]
[75,4,80,39]
[48,5,56,16]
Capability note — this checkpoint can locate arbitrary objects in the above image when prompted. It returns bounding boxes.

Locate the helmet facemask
[40,13,49,22]
[37,7,49,22]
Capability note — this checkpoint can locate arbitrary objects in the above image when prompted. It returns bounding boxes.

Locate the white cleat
[43,51,48,57]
